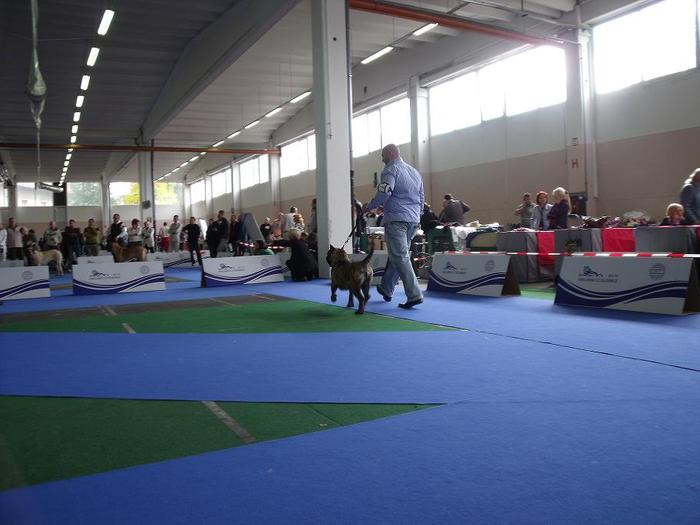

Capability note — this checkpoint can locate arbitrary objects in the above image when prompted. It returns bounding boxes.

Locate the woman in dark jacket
[547,187,570,230]
[273,228,317,281]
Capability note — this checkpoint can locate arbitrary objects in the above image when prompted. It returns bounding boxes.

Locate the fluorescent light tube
[265,107,282,118]
[361,46,393,65]
[290,91,311,104]
[227,131,240,139]
[87,47,100,67]
[244,120,260,129]
[97,10,115,36]
[172,167,180,172]
[189,155,199,162]
[71,125,79,134]
[76,95,85,108]
[68,148,73,152]
[80,75,91,90]
[212,140,224,147]
[70,135,77,143]
[66,154,72,160]
[64,161,70,167]
[413,23,438,36]
[179,161,189,168]
[199,152,207,156]
[73,112,81,122]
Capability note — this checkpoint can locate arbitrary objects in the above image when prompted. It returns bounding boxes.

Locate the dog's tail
[362,244,374,264]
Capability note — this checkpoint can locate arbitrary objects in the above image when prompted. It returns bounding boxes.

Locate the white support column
[101,179,111,228]
[312,0,353,277]
[137,151,155,223]
[6,184,17,223]
[232,162,242,213]
[564,30,598,216]
[409,75,431,202]
[269,152,281,214]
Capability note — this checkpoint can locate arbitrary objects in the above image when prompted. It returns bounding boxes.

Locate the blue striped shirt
[368,157,424,224]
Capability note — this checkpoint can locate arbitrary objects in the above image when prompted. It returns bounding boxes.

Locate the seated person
[272,228,317,281]
[420,203,440,233]
[438,194,470,225]
[253,240,274,256]
[660,203,689,226]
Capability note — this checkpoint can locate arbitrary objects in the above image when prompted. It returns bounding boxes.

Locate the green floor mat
[0,397,435,491]
[520,283,556,300]
[0,300,451,334]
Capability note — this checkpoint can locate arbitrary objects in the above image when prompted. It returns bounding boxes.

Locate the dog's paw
[330,294,337,302]
[355,309,364,315]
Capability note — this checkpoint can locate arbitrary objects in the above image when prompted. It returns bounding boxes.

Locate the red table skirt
[602,228,636,252]
[162,237,170,251]
[536,231,555,266]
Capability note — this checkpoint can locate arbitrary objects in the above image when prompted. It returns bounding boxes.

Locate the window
[109,182,140,205]
[17,182,54,207]
[155,182,183,205]
[239,155,270,189]
[429,45,567,133]
[189,180,205,203]
[0,187,9,207]
[380,98,411,147]
[281,137,313,178]
[211,169,231,197]
[306,135,316,171]
[258,155,270,184]
[594,0,697,94]
[67,182,101,206]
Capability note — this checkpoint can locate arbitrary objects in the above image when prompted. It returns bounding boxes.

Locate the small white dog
[30,249,64,276]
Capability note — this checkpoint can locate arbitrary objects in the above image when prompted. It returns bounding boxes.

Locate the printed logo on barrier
[217,263,246,273]
[139,265,150,275]
[484,259,495,273]
[442,261,466,276]
[577,265,618,284]
[90,269,120,280]
[21,270,34,281]
[649,263,666,281]
[260,258,270,268]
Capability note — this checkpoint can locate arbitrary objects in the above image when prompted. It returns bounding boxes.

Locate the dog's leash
[340,224,356,250]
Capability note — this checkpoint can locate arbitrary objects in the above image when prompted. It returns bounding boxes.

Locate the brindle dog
[326,244,374,315]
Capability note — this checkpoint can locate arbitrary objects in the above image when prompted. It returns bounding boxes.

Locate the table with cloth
[601,228,636,252]
[553,228,603,274]
[634,226,699,253]
[496,231,553,283]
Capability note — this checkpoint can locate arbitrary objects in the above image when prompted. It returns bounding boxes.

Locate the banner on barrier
[148,250,210,268]
[202,255,283,287]
[0,266,50,300]
[427,253,520,297]
[73,261,165,295]
[350,251,387,284]
[77,255,115,264]
[556,257,700,315]
[0,260,25,268]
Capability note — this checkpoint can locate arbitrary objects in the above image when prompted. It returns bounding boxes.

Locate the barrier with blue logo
[0,266,50,300]
[0,260,26,268]
[555,256,700,315]
[427,253,520,297]
[72,262,166,295]
[202,255,283,287]
[147,250,210,268]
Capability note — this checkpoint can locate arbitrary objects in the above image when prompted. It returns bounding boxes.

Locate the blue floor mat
[2,400,698,524]
[243,280,700,371]
[1,331,698,404]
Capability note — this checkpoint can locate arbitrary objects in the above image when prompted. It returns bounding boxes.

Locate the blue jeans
[381,221,422,302]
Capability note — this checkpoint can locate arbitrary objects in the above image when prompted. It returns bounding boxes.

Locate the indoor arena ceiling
[0,0,640,184]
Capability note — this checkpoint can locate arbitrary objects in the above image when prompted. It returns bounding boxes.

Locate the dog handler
[368,144,424,309]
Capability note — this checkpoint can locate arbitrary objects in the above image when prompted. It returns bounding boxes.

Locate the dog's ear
[329,244,335,250]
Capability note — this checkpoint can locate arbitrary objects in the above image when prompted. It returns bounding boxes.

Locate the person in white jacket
[0,223,7,261]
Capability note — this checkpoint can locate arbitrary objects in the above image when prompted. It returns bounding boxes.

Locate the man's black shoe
[398,298,423,309]
[377,285,392,302]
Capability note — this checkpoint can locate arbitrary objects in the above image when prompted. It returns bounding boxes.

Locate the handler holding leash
[368,144,424,309]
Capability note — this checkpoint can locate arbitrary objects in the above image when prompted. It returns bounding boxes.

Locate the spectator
[438,194,470,225]
[215,210,229,254]
[420,203,440,233]
[253,240,274,256]
[272,228,317,281]
[660,203,689,226]
[83,218,100,256]
[260,217,273,242]
[43,220,62,251]
[126,219,143,247]
[182,216,203,266]
[0,222,6,261]
[6,218,24,261]
[308,198,318,234]
[22,228,39,262]
[548,187,571,230]
[158,221,168,251]
[293,213,305,233]
[108,214,123,246]
[680,168,700,224]
[280,206,297,238]
[142,219,155,253]
[531,191,552,231]
[63,219,83,269]
[514,192,535,228]
[168,215,181,252]
[205,218,219,258]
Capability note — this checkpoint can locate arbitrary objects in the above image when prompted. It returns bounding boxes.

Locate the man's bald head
[381,144,400,165]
